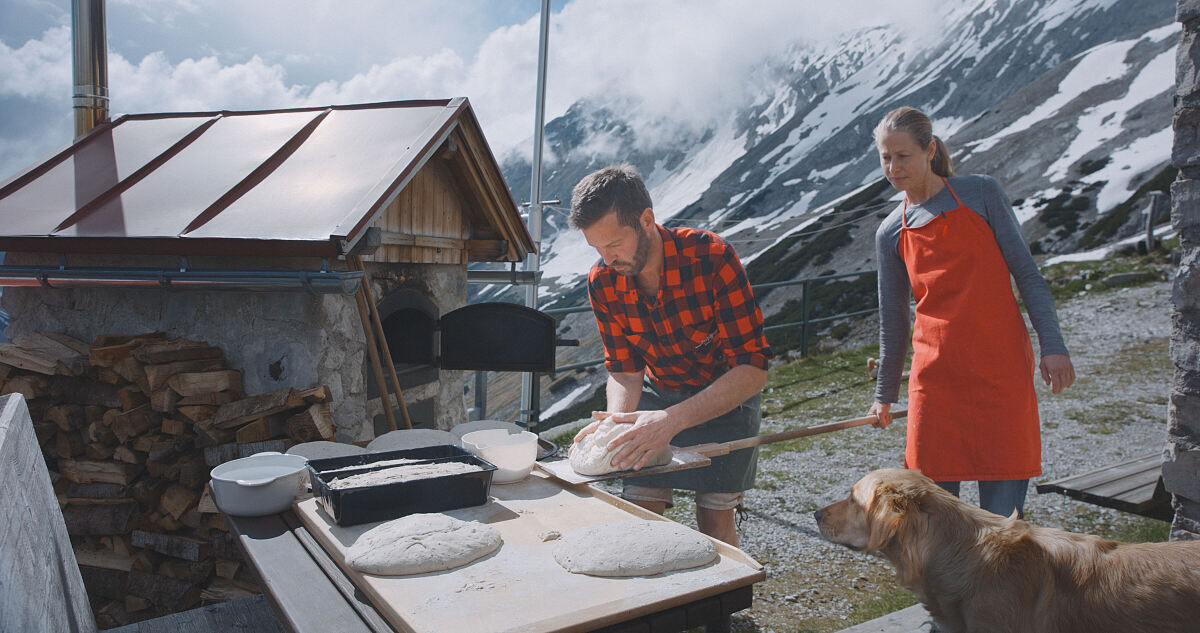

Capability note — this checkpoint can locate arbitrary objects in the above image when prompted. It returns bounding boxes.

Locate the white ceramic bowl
[209,451,308,516]
[460,429,539,484]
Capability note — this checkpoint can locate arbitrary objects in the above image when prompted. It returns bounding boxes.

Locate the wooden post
[348,256,412,430]
[1146,191,1166,253]
[353,287,398,433]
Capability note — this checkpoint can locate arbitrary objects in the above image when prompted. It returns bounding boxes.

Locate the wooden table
[1035,452,1172,521]
[225,471,764,633]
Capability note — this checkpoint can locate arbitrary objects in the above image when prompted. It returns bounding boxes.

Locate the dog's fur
[815,468,1200,633]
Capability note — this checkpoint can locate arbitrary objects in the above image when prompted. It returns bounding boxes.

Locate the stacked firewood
[0,331,334,628]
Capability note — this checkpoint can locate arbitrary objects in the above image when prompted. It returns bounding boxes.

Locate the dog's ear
[866,482,909,551]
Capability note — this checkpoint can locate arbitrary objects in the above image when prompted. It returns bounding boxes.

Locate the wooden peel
[536,409,907,485]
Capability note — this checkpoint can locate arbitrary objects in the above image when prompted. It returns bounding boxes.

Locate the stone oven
[0,98,549,442]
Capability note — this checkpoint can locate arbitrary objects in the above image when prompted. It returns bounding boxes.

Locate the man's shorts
[622,483,744,511]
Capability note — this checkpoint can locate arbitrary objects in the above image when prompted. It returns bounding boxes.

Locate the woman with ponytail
[867,106,1075,519]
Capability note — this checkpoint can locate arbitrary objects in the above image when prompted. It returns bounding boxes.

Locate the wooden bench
[1035,452,1173,521]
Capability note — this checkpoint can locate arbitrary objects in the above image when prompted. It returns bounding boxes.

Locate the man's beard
[611,225,653,277]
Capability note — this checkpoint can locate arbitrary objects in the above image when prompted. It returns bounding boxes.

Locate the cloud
[0,0,944,180]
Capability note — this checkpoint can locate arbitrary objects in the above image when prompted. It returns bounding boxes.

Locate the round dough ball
[346,513,502,576]
[286,441,367,460]
[568,417,672,475]
[366,429,456,453]
[450,419,524,441]
[553,520,718,577]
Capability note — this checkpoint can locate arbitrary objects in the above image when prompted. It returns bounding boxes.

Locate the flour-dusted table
[225,471,765,633]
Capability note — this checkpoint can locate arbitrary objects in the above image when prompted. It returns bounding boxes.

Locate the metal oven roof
[0,98,533,259]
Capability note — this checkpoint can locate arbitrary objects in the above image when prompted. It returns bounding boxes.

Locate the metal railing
[547,269,878,373]
[465,270,880,427]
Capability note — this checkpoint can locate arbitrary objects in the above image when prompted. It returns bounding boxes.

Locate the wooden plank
[211,388,305,430]
[144,358,226,392]
[225,513,379,633]
[0,394,97,633]
[377,230,465,250]
[292,471,764,633]
[535,449,712,485]
[132,339,223,365]
[131,530,210,562]
[104,594,287,633]
[58,459,142,485]
[167,369,242,396]
[1037,453,1162,492]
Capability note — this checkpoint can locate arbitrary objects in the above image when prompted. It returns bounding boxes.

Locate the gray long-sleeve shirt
[873,174,1069,404]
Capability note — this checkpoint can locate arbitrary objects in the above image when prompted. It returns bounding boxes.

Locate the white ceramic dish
[209,451,308,516]
[459,429,538,484]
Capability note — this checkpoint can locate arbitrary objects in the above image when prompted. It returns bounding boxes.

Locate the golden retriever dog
[815,468,1200,633]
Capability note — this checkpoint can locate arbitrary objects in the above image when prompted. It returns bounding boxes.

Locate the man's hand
[869,401,892,429]
[591,409,681,471]
[572,416,603,444]
[1040,354,1075,394]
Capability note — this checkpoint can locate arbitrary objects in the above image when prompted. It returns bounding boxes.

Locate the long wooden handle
[684,409,907,457]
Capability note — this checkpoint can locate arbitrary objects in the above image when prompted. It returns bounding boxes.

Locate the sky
[0,0,938,182]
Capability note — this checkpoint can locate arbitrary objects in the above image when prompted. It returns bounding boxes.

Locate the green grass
[1039,251,1171,303]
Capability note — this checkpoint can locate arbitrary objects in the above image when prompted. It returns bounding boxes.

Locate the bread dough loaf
[366,429,456,452]
[553,520,718,577]
[346,513,502,575]
[568,417,673,475]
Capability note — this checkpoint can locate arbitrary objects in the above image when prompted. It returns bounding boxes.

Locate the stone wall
[1167,0,1200,540]
[0,253,470,442]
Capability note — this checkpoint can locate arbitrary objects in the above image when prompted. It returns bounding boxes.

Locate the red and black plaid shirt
[588,224,772,391]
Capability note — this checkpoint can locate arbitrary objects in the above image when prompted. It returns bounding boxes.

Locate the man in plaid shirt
[569,164,772,545]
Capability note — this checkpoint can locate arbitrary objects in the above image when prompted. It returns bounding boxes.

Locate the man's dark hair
[569,164,653,230]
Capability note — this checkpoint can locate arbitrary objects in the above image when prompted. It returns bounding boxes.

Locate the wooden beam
[467,239,509,261]
[377,230,465,250]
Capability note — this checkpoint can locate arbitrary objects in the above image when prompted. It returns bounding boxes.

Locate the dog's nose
[813,509,823,524]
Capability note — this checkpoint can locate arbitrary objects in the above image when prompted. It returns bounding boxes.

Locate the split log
[203,440,287,467]
[78,565,128,601]
[197,486,218,514]
[150,388,179,413]
[86,419,118,445]
[55,430,86,458]
[128,478,169,509]
[117,384,149,411]
[285,403,335,442]
[124,595,151,613]
[66,482,127,499]
[298,384,330,403]
[0,331,87,375]
[160,484,200,520]
[126,569,200,612]
[48,376,122,408]
[132,433,169,453]
[132,530,211,562]
[73,542,134,572]
[91,332,167,348]
[45,404,85,431]
[211,388,304,430]
[113,445,145,465]
[199,580,258,603]
[109,405,158,443]
[214,559,240,580]
[177,405,217,424]
[58,459,143,485]
[84,443,115,460]
[133,339,223,365]
[193,418,235,447]
[1,374,51,400]
[167,369,242,397]
[177,455,209,490]
[62,498,138,535]
[161,417,188,436]
[145,359,227,392]
[177,391,241,406]
[235,414,287,444]
[157,559,214,585]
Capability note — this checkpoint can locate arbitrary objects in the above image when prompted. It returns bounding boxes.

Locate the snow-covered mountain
[480,0,1178,424]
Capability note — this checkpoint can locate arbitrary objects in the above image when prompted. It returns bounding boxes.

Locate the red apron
[898,181,1040,481]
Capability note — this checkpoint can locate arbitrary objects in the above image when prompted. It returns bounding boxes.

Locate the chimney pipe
[72,0,109,139]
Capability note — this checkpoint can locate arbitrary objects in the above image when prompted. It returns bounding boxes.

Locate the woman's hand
[1040,354,1076,394]
[869,401,892,429]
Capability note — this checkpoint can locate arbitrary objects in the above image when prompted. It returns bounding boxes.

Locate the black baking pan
[307,444,473,476]
[307,447,496,526]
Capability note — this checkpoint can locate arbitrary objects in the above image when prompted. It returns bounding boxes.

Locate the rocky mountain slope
[477,0,1179,424]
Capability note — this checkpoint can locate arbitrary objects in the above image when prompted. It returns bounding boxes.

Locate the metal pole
[800,279,811,357]
[520,0,551,432]
[72,0,109,139]
[1146,191,1165,253]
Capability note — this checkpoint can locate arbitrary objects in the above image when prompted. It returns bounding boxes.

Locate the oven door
[437,303,556,372]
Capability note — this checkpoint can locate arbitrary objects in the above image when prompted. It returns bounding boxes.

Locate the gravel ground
[565,278,1176,632]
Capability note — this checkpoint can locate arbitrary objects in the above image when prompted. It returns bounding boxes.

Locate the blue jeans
[936,479,1029,519]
